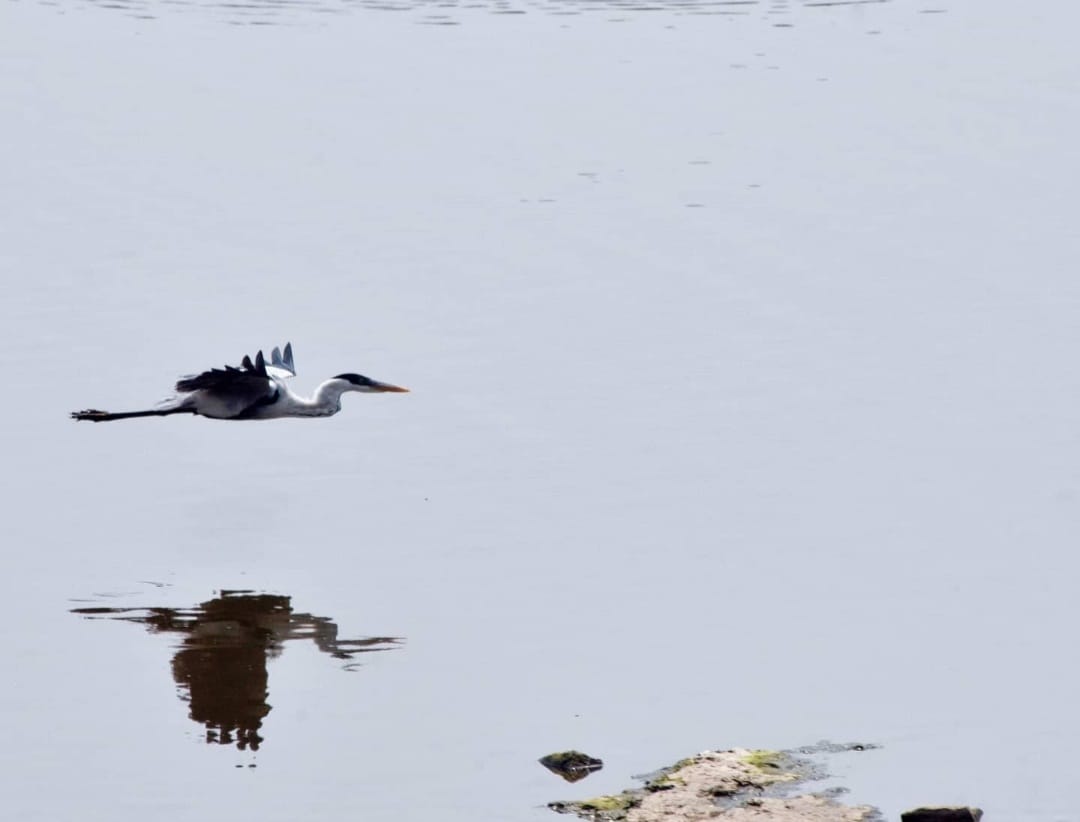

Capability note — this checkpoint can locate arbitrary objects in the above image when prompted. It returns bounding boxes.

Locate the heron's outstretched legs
[71,408,197,422]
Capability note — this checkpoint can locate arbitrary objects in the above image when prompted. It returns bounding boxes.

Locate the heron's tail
[71,407,196,422]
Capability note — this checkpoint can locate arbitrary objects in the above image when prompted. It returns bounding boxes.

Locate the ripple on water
[61,0,911,27]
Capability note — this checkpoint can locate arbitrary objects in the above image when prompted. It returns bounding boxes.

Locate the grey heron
[71,343,408,422]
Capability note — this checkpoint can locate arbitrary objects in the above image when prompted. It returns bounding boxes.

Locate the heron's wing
[268,342,296,380]
[175,350,278,418]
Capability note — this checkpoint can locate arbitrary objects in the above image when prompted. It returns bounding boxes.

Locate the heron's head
[334,373,410,393]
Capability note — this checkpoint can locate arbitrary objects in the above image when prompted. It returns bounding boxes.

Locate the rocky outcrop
[549,747,878,822]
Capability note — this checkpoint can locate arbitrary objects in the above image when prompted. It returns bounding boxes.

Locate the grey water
[75,0,845,28]
[2,1,1079,820]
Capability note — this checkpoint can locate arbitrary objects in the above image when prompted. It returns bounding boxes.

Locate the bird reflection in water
[71,590,400,751]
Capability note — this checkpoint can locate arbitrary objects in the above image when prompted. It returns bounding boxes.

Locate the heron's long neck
[304,379,350,415]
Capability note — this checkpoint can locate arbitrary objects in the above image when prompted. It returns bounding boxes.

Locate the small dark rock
[540,750,604,783]
[901,807,983,822]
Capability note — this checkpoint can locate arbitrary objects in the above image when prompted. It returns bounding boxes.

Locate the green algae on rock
[742,749,793,773]
[548,793,640,816]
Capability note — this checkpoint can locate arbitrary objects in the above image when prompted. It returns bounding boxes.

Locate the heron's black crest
[334,373,376,387]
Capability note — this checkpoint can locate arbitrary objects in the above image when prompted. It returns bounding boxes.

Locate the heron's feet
[71,409,109,421]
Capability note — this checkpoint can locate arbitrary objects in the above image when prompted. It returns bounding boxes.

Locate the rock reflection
[71,590,400,751]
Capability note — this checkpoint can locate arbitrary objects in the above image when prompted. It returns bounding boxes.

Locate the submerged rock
[540,751,605,783]
[902,808,983,822]
[549,747,878,822]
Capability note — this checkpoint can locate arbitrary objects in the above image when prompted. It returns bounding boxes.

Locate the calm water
[68,0,890,28]
[2,1,1079,820]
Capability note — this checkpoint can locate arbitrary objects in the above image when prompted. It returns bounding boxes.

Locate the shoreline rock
[548,746,878,822]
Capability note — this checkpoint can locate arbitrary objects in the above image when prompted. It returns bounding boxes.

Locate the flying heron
[71,343,408,422]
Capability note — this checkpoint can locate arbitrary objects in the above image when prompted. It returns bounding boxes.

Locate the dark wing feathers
[175,348,272,394]
[238,352,267,376]
[173,349,280,419]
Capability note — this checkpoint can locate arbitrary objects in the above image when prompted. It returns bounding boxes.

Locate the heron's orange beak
[375,383,410,393]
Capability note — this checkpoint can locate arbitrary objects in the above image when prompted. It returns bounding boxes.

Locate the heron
[71,343,408,422]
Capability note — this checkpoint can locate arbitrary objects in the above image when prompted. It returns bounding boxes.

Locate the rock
[540,750,604,783]
[901,808,983,822]
[549,748,878,822]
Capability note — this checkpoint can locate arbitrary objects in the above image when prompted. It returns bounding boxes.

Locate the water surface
[2,1,1079,820]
